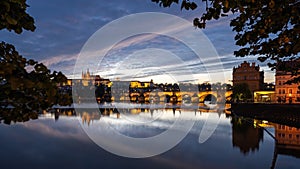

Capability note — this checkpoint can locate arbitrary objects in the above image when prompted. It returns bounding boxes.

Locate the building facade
[275,62,300,103]
[233,61,264,93]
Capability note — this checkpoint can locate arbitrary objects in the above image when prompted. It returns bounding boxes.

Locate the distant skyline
[0,0,275,83]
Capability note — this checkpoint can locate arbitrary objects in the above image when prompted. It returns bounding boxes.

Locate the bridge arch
[199,93,217,103]
[182,94,192,104]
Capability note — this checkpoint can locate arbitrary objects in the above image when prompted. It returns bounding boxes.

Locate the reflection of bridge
[51,103,231,125]
[119,91,232,103]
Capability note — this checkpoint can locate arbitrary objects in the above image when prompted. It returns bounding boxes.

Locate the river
[0,104,299,169]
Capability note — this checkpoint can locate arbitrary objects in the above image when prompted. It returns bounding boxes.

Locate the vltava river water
[0,105,299,169]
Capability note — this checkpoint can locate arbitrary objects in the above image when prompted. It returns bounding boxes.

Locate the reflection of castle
[231,117,264,154]
[80,108,122,125]
[81,111,101,125]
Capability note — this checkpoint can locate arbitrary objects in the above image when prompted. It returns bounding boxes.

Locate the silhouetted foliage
[0,0,35,33]
[277,60,300,84]
[232,83,252,102]
[0,42,72,124]
[0,1,71,124]
[152,0,300,81]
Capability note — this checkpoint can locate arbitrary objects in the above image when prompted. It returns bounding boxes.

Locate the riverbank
[230,103,300,128]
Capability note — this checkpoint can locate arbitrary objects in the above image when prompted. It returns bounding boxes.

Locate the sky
[0,0,275,83]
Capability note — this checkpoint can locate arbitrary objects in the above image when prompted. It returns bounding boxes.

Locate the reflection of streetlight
[288,93,292,104]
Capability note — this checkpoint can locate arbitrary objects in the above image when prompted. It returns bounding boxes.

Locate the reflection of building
[275,61,300,103]
[233,61,264,93]
[49,109,76,121]
[231,117,264,154]
[81,111,101,125]
[271,124,300,168]
[274,124,300,157]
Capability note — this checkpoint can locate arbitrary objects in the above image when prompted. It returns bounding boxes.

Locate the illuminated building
[275,61,300,103]
[129,79,153,89]
[233,61,264,93]
[253,83,276,103]
[61,69,112,87]
[254,91,276,103]
[82,69,111,87]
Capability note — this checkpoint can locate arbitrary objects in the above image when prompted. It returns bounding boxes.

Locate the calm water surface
[0,106,299,169]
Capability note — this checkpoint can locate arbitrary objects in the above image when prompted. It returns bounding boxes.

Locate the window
[279,81,281,85]
[282,90,285,94]
[289,134,292,138]
[279,89,281,94]
[289,89,292,94]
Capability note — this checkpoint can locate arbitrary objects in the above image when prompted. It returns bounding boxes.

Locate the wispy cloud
[20,117,89,142]
[39,53,78,74]
[0,0,274,83]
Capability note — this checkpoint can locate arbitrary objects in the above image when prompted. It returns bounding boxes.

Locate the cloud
[39,53,78,74]
[21,117,88,142]
[0,0,274,83]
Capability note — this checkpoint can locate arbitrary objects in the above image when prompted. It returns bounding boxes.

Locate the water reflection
[1,104,300,168]
[271,124,300,169]
[0,108,38,124]
[50,106,300,168]
[274,124,300,158]
[231,117,264,155]
[48,103,226,125]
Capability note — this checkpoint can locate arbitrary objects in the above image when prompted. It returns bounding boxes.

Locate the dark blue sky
[0,0,275,83]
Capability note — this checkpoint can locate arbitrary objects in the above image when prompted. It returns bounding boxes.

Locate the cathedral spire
[87,68,90,77]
